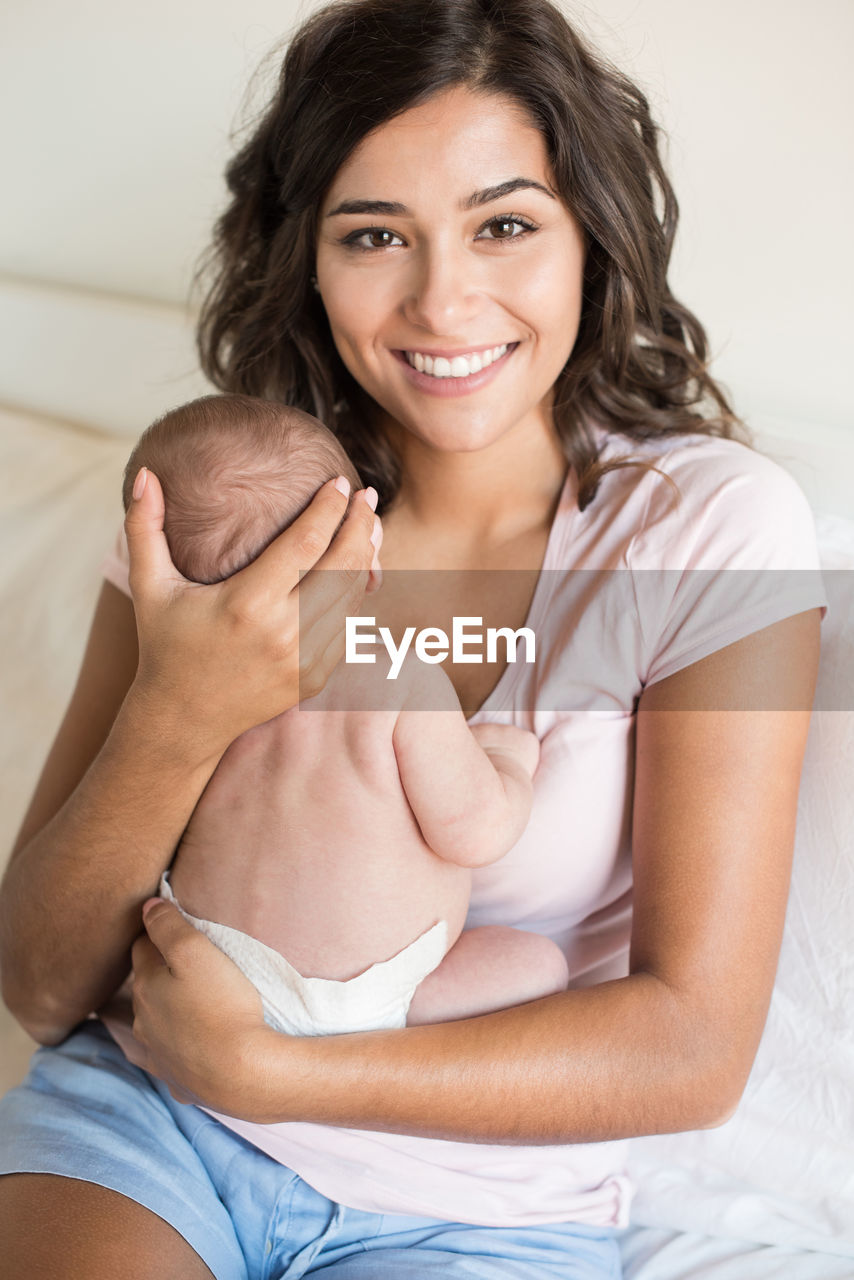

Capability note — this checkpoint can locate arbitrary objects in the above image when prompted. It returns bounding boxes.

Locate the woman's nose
[402,244,480,334]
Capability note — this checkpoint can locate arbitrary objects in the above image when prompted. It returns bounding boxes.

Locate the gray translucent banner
[297,569,850,712]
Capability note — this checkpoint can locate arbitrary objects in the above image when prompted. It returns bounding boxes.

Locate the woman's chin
[382,409,517,458]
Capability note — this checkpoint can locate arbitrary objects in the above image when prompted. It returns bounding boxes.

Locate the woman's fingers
[130,926,166,988]
[310,483,379,577]
[134,898,266,1018]
[234,476,371,598]
[215,479,379,702]
[133,898,194,977]
[124,468,187,601]
[295,522,382,695]
[123,473,379,742]
[128,897,271,1112]
[296,486,381,640]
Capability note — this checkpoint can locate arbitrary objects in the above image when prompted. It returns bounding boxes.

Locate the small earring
[310,275,320,293]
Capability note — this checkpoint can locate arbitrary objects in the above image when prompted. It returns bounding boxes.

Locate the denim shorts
[0,1021,621,1279]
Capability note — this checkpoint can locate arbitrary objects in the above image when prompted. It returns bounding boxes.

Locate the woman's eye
[341,227,404,251]
[477,215,538,241]
[339,216,536,251]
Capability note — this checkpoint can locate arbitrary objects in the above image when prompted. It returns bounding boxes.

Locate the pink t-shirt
[102,428,827,1228]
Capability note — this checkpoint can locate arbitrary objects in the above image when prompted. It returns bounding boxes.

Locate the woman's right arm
[0,470,378,1045]
[0,577,220,1045]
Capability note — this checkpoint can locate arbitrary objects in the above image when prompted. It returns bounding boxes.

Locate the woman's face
[315,85,586,458]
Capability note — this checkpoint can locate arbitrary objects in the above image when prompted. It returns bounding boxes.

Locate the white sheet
[620,1226,854,1279]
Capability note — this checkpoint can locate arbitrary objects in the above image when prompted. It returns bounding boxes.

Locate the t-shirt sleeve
[101,523,131,598]
[627,440,828,688]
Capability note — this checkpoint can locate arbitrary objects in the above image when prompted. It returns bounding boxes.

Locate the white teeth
[405,344,509,378]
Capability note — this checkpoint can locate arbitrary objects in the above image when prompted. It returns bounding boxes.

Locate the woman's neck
[382,417,568,557]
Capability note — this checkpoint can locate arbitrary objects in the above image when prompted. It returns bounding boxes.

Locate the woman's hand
[125,467,380,764]
[128,898,277,1113]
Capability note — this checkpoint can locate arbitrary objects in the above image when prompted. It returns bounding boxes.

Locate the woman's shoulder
[579,430,827,686]
[600,426,799,500]
[580,427,821,572]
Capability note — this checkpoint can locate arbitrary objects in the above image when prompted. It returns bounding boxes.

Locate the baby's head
[123,394,362,584]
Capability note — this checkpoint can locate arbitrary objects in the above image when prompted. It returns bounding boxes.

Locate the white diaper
[158,874,448,1036]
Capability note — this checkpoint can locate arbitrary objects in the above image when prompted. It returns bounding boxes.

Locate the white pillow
[0,407,129,858]
[626,513,854,1257]
[0,278,212,439]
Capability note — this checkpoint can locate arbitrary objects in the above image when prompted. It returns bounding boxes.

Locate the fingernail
[370,516,382,550]
[132,467,148,501]
[364,486,378,512]
[333,476,351,498]
[142,896,165,917]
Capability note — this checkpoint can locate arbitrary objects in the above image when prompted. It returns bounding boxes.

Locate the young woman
[0,2,825,1277]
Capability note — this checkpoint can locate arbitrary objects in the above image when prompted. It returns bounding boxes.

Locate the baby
[118,394,568,1037]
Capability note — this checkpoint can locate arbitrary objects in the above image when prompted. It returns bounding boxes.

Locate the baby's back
[169,655,471,979]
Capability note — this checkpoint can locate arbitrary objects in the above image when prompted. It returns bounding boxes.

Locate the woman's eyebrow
[464,178,556,208]
[325,178,556,219]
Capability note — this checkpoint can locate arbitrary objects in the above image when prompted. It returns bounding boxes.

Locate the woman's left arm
[129,608,821,1142]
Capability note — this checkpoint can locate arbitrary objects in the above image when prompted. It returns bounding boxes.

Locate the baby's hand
[469,724,540,778]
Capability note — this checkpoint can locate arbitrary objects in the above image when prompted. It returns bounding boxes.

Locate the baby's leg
[406,926,569,1025]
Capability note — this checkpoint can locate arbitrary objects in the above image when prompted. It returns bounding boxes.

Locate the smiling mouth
[402,344,513,379]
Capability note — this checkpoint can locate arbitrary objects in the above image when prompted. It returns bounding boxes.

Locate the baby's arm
[392,664,539,868]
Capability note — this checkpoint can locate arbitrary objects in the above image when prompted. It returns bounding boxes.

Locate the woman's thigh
[0,1174,215,1280]
[0,1022,257,1278]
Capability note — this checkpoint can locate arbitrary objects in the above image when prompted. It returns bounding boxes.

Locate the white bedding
[621,1227,854,1279]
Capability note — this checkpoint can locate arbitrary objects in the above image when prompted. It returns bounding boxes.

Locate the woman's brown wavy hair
[196,0,749,512]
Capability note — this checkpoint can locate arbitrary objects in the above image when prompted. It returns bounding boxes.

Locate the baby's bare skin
[169,652,540,985]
